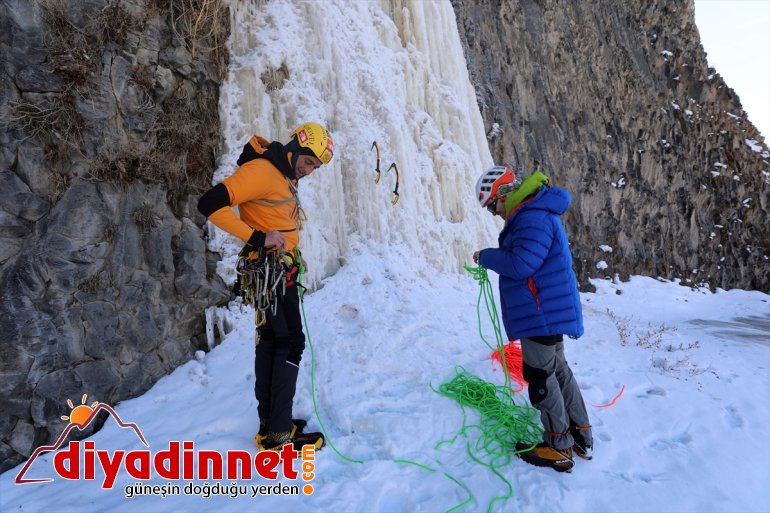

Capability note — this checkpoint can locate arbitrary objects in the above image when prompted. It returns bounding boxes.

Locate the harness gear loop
[236,248,302,329]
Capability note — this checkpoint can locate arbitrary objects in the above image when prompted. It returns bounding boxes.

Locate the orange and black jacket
[197,135,303,252]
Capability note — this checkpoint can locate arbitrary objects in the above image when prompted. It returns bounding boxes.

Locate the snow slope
[2,259,769,512]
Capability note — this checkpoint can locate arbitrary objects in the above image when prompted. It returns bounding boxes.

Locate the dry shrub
[133,204,159,233]
[90,2,138,46]
[173,0,229,61]
[130,64,156,92]
[78,271,108,294]
[261,63,290,92]
[40,0,98,85]
[88,152,145,187]
[49,171,71,202]
[104,223,118,242]
[606,308,632,346]
[9,93,84,146]
[40,0,139,85]
[150,84,218,192]
[149,0,230,78]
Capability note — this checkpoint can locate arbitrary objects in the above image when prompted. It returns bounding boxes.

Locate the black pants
[254,284,306,434]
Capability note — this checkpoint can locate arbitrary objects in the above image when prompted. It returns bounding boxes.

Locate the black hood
[236,138,297,180]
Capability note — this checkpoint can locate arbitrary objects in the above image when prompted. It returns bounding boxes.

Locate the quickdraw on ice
[386,162,400,205]
[371,140,400,205]
[371,141,382,184]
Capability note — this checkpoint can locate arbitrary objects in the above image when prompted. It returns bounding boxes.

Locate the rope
[435,368,542,453]
[491,340,526,393]
[465,265,503,352]
[591,385,625,408]
[297,263,474,512]
[297,264,363,464]
[428,265,544,512]
[434,367,543,513]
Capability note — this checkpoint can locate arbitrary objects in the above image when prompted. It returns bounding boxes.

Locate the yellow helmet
[290,122,334,165]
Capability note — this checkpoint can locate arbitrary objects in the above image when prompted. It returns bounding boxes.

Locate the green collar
[504,170,550,216]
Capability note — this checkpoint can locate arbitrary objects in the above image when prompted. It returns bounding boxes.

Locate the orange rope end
[491,340,527,393]
[591,385,625,408]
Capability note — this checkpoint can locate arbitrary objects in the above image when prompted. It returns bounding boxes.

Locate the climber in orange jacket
[197,122,333,451]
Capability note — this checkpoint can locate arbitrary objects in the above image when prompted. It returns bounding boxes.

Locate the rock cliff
[0,0,230,472]
[451,0,770,291]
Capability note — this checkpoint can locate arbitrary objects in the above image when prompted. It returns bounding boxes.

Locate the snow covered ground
[2,247,769,512]
[2,0,769,511]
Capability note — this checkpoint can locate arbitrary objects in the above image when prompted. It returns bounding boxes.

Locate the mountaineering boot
[255,419,308,445]
[515,442,574,473]
[569,425,593,460]
[259,428,325,452]
[254,419,308,447]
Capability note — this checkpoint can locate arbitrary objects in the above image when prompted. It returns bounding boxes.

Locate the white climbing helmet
[475,165,518,208]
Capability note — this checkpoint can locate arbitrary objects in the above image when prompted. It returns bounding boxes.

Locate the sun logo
[61,394,99,427]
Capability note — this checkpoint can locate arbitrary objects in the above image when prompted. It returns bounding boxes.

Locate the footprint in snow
[649,430,693,450]
[724,405,744,428]
[619,471,666,483]
[635,386,666,398]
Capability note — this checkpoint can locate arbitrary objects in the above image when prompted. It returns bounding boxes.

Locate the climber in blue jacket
[473,165,592,473]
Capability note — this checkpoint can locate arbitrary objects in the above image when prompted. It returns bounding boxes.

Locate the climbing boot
[515,442,574,473]
[258,427,324,452]
[254,419,308,448]
[569,425,593,460]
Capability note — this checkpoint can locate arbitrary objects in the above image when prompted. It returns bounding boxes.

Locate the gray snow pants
[521,336,592,450]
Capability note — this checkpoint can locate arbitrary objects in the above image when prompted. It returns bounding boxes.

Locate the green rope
[298,264,363,464]
[429,265,544,513]
[296,262,473,512]
[394,460,474,511]
[297,260,541,512]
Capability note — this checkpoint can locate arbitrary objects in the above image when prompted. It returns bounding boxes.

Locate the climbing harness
[386,163,400,205]
[246,176,306,231]
[236,248,300,329]
[371,141,382,184]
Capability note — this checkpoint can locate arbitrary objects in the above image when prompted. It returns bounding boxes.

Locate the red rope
[491,340,527,393]
[591,385,625,408]
[492,340,625,409]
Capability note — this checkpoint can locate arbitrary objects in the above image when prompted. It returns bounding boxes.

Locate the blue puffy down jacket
[478,186,584,340]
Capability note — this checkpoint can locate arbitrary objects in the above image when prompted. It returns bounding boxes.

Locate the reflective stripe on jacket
[206,135,302,252]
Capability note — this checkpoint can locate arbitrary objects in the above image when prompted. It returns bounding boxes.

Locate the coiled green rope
[296,262,540,512]
[297,265,473,512]
[429,265,544,512]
